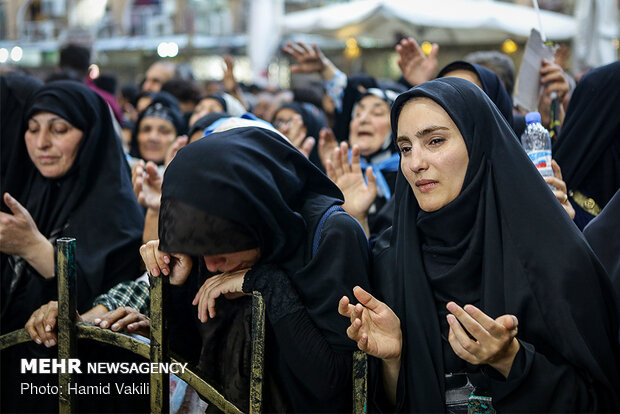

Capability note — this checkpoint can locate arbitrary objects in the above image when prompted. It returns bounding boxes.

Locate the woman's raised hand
[446,302,520,378]
[318,127,338,168]
[0,193,47,257]
[338,286,402,360]
[139,239,192,285]
[192,269,250,322]
[395,37,439,86]
[326,142,376,235]
[164,135,188,168]
[133,161,163,210]
[0,192,54,277]
[283,41,329,75]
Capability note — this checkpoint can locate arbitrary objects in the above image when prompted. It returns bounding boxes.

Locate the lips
[415,179,438,193]
[37,156,59,164]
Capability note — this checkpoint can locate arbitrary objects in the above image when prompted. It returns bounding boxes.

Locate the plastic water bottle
[521,112,553,180]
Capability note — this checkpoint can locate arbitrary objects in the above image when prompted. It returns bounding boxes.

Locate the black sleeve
[482,340,605,412]
[76,238,143,313]
[289,211,372,351]
[242,264,303,323]
[242,264,352,400]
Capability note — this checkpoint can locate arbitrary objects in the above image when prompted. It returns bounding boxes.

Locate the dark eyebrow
[396,135,410,144]
[415,125,449,138]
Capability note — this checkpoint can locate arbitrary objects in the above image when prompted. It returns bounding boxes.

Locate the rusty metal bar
[0,328,31,350]
[149,273,170,413]
[76,324,151,358]
[56,237,77,414]
[352,350,368,414]
[169,355,244,414]
[249,291,265,414]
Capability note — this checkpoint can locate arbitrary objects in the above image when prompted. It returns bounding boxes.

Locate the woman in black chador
[141,122,371,412]
[1,81,145,412]
[553,60,620,230]
[339,78,620,412]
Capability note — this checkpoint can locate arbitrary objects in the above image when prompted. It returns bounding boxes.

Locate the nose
[404,145,427,173]
[356,109,371,123]
[203,255,226,273]
[146,129,161,143]
[34,129,52,149]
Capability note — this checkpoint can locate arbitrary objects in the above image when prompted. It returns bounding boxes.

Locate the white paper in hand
[513,28,555,113]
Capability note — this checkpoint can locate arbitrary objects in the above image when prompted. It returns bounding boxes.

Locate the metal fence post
[57,237,77,414]
[150,273,170,413]
[249,292,265,414]
[352,351,367,414]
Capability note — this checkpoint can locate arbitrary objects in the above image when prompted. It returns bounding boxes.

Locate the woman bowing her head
[141,120,372,412]
[340,78,620,413]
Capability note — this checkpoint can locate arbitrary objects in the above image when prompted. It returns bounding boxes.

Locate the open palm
[339,286,402,360]
[326,142,377,221]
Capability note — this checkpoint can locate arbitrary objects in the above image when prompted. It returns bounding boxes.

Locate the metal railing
[0,238,367,413]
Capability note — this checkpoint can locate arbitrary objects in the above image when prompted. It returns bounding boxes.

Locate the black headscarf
[437,60,514,130]
[129,91,186,163]
[159,125,361,348]
[553,60,620,209]
[203,94,227,112]
[0,74,43,194]
[332,73,378,142]
[375,77,620,412]
[187,112,230,139]
[1,81,144,327]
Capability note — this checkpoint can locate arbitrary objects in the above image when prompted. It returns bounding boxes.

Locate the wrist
[25,234,55,278]
[490,338,520,378]
[81,305,109,323]
[320,61,337,81]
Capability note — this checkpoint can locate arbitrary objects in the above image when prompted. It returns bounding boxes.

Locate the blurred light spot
[344,37,361,59]
[10,46,23,62]
[421,41,433,56]
[502,39,518,54]
[157,42,179,58]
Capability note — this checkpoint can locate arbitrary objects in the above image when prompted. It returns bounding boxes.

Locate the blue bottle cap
[525,112,541,124]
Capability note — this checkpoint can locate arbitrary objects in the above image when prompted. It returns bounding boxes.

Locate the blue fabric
[201,112,271,138]
[353,151,400,200]
[312,205,345,257]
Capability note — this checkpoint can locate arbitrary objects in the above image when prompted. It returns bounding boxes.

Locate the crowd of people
[1,36,619,413]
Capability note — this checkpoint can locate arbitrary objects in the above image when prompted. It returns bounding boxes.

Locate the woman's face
[272,108,307,137]
[25,112,84,178]
[349,95,391,157]
[396,98,469,212]
[203,248,261,273]
[137,116,177,163]
[189,98,225,127]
